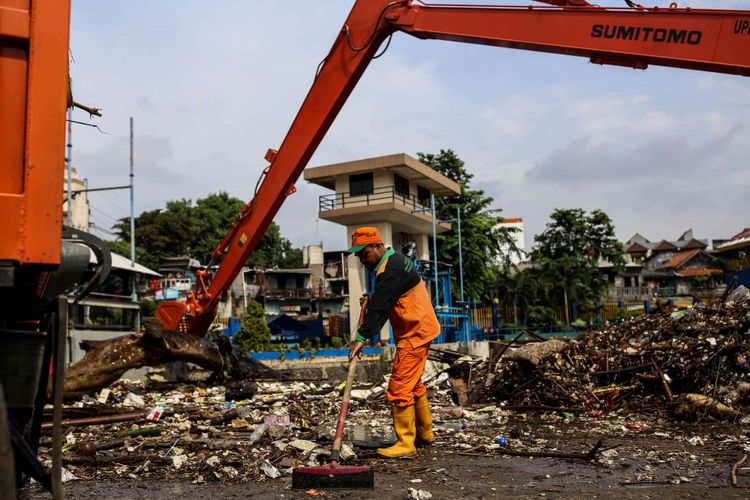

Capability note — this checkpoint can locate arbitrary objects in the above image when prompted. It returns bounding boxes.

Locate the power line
[90,205,119,224]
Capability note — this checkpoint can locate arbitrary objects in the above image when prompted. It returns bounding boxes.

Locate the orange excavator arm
[156,0,750,335]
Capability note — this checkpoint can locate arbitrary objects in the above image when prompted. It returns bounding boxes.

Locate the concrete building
[495,217,525,267]
[304,153,461,340]
[62,166,90,231]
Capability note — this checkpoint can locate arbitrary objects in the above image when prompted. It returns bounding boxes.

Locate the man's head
[347,227,386,270]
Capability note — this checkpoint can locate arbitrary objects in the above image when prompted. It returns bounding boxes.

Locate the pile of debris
[40,378,383,483]
[457,293,750,421]
[30,290,749,489]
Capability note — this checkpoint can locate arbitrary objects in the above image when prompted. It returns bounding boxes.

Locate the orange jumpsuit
[357,249,440,407]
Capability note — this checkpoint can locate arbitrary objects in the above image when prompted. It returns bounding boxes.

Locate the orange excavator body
[0,0,71,267]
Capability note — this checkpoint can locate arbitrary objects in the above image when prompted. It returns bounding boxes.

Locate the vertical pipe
[242,270,248,312]
[430,193,439,307]
[50,296,67,500]
[457,207,464,303]
[130,117,136,302]
[66,107,73,226]
[457,207,468,344]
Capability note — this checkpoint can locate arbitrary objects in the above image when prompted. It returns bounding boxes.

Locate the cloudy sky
[69,0,750,256]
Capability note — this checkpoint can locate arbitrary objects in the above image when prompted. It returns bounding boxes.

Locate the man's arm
[356,269,401,341]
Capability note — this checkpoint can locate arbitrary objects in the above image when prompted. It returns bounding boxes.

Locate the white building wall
[62,167,90,231]
[495,218,525,266]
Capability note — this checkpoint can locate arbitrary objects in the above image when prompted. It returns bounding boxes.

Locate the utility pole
[130,117,136,302]
[66,106,73,226]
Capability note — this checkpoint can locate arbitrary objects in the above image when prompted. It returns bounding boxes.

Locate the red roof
[682,239,707,250]
[627,242,648,253]
[661,249,700,269]
[677,268,723,278]
[653,239,678,252]
[729,228,750,241]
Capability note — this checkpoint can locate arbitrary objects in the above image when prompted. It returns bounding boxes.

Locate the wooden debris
[63,319,223,398]
[458,439,603,462]
[732,454,748,487]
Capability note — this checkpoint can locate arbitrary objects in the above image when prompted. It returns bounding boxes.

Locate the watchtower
[305,153,460,340]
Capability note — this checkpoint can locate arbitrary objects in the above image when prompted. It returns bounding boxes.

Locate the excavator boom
[156,0,750,335]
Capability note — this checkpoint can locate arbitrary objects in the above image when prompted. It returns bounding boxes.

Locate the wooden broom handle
[331,296,369,458]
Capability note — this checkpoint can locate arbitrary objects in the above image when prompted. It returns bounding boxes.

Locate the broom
[292,297,374,489]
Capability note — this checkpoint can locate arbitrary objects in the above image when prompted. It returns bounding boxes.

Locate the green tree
[496,267,540,325]
[236,299,271,352]
[530,208,624,324]
[417,149,520,301]
[246,221,303,269]
[113,199,196,270]
[113,192,303,270]
[191,192,246,265]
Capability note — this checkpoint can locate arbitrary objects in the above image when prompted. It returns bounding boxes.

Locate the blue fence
[248,347,382,360]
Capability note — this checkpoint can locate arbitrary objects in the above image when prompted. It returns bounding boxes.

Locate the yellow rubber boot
[414,395,435,446]
[376,405,417,458]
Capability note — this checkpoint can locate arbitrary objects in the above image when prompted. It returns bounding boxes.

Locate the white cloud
[69,0,750,254]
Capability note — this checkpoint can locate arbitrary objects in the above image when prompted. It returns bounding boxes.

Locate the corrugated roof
[89,250,161,277]
[715,228,750,253]
[660,249,700,269]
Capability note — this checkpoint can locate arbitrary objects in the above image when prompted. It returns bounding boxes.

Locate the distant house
[621,229,724,299]
[599,254,647,301]
[227,245,349,320]
[156,256,202,301]
[642,249,722,297]
[625,229,709,268]
[262,268,313,316]
[714,227,750,287]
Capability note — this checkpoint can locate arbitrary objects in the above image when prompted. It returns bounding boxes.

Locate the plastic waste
[146,405,165,422]
[736,352,749,372]
[438,422,466,430]
[248,423,267,444]
[495,436,508,447]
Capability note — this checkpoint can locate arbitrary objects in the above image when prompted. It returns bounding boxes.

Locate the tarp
[267,314,324,339]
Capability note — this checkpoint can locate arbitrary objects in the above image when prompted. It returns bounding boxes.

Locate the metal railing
[653,287,677,297]
[263,288,312,300]
[319,185,430,212]
[605,286,652,300]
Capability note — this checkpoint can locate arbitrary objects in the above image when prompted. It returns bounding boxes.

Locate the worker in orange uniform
[347,227,440,458]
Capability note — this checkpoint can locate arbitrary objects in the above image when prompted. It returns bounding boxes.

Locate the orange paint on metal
[0,0,70,265]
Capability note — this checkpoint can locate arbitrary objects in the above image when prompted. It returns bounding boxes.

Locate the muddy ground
[21,418,749,499]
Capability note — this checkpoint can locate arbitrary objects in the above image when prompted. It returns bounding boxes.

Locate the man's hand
[359,293,369,307]
[348,341,365,361]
